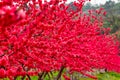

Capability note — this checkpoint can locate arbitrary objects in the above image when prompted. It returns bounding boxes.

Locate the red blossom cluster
[0,0,120,80]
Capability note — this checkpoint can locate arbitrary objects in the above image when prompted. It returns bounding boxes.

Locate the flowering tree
[0,0,120,80]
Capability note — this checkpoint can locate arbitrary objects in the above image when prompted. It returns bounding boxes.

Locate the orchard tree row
[0,0,120,80]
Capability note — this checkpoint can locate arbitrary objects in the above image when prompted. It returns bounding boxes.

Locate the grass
[1,72,120,80]
[97,72,120,80]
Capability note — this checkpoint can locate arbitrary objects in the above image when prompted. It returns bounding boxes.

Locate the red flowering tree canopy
[0,0,120,79]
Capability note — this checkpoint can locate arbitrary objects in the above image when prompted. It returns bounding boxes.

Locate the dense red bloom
[0,0,120,79]
[0,69,6,78]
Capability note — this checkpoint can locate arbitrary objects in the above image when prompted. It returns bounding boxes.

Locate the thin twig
[38,72,44,80]
[55,66,64,80]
